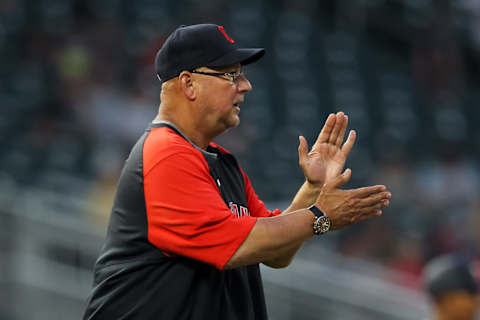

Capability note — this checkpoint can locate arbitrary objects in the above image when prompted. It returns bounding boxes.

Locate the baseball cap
[424,255,478,301]
[155,24,265,83]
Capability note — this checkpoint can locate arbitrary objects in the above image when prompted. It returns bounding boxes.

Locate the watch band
[308,205,325,218]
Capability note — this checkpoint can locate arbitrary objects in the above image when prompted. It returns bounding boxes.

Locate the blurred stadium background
[1,0,479,319]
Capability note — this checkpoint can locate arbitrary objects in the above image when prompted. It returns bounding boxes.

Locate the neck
[155,104,212,150]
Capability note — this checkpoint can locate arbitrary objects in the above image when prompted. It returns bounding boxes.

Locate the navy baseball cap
[155,24,265,83]
[424,255,478,301]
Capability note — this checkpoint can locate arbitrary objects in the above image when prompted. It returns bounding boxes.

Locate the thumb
[325,168,351,189]
[298,136,308,165]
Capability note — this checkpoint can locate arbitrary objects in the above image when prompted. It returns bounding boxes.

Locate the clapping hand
[298,112,356,187]
[300,112,392,229]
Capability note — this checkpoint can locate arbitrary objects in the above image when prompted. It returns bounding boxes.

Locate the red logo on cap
[218,26,234,44]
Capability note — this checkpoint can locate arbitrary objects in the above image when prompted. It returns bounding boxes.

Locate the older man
[83,24,391,320]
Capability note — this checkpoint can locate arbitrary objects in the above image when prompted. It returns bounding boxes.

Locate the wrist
[305,180,323,193]
[308,205,331,235]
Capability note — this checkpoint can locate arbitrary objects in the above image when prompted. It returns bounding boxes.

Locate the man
[424,255,479,320]
[83,24,392,319]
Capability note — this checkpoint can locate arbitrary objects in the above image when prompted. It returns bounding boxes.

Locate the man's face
[193,63,252,135]
[436,291,479,320]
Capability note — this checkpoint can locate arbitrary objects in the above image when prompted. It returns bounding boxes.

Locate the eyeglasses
[191,68,245,84]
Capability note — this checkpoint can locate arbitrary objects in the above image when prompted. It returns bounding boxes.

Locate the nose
[236,74,252,93]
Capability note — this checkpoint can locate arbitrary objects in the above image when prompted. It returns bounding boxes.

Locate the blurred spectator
[423,254,479,320]
[458,0,480,52]
[411,15,466,106]
[389,235,425,289]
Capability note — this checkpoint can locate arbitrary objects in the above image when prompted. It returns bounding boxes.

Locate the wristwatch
[308,205,331,235]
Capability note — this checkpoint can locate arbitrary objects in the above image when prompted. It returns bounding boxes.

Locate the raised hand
[315,169,392,230]
[298,112,356,187]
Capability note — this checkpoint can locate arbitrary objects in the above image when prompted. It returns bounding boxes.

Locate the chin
[226,115,240,128]
[231,117,240,128]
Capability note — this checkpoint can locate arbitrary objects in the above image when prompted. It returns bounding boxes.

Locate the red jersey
[84,122,281,320]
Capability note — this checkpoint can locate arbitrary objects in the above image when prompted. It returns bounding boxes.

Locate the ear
[178,71,196,100]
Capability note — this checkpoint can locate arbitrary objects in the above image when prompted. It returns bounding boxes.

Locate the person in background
[424,254,479,320]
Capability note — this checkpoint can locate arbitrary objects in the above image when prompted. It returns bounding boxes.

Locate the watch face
[319,216,331,233]
[314,216,331,234]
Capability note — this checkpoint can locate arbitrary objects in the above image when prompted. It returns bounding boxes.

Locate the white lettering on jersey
[228,202,250,217]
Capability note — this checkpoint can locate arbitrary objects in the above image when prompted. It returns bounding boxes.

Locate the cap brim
[207,48,265,68]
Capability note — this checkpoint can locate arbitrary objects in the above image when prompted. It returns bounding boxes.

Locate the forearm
[224,171,392,270]
[261,238,304,268]
[224,209,315,269]
[260,181,321,268]
[282,181,321,215]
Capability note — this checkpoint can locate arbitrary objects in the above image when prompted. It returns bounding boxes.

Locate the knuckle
[346,192,355,202]
[347,199,356,209]
[363,209,374,217]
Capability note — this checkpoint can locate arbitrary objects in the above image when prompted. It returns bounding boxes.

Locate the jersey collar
[150,121,218,161]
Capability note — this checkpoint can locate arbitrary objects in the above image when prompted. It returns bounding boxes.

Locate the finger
[328,112,345,145]
[357,192,392,208]
[298,136,308,166]
[341,130,356,157]
[350,185,388,198]
[345,207,381,225]
[335,114,348,147]
[355,209,383,223]
[326,168,351,189]
[316,113,336,144]
[356,201,389,217]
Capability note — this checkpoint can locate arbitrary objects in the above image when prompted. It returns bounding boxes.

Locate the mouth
[233,99,243,108]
